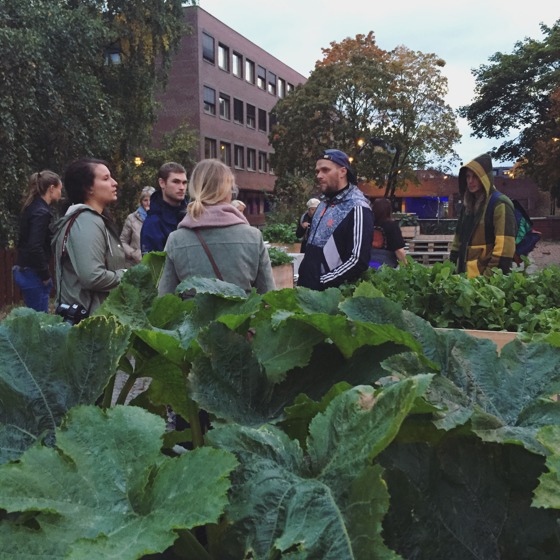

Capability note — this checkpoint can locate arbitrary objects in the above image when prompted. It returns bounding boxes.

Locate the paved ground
[523,239,560,272]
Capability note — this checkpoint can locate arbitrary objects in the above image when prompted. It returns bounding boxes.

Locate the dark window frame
[202,33,215,63]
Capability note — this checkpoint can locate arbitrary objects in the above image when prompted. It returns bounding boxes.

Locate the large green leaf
[534,425,560,509]
[208,377,431,559]
[380,438,560,559]
[263,286,344,315]
[190,321,415,426]
[343,297,560,453]
[0,311,130,464]
[0,405,237,559]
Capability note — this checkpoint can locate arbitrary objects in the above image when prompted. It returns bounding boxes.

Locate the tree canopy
[269,31,460,210]
[458,20,560,200]
[0,0,194,245]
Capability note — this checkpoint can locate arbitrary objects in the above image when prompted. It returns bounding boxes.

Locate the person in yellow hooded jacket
[450,153,516,278]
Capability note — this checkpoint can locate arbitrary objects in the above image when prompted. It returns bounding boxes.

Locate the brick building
[152,6,307,225]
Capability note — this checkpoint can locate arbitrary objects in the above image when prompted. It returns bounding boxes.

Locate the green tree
[0,0,191,245]
[270,32,460,210]
[458,20,560,197]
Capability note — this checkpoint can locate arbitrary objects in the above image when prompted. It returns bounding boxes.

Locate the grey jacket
[158,223,275,295]
[120,209,144,266]
[51,205,126,313]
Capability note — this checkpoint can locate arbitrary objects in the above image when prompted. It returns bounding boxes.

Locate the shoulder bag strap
[56,209,93,312]
[192,228,223,280]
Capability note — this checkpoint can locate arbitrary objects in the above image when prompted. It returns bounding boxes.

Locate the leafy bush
[261,222,299,243]
[267,246,295,266]
[358,260,560,333]
[1,267,560,558]
[394,212,419,226]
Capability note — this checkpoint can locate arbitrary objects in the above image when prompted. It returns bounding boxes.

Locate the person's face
[465,169,483,194]
[87,164,118,209]
[159,172,187,206]
[50,181,63,202]
[308,206,317,217]
[141,195,150,210]
[315,159,347,195]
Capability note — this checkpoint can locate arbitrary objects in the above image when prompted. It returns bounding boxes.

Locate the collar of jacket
[323,183,352,204]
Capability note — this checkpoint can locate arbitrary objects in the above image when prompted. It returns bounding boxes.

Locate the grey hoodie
[51,204,126,313]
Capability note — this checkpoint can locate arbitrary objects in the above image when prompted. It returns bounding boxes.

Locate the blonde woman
[158,159,275,295]
[120,186,155,266]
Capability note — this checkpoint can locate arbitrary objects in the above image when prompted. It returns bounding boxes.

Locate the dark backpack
[485,191,541,262]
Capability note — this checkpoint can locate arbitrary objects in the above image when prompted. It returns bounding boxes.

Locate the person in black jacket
[13,170,63,311]
[297,149,374,290]
[140,162,188,254]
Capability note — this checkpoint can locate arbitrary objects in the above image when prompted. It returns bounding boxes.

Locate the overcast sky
[197,0,559,173]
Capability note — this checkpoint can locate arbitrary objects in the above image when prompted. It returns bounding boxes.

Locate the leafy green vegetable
[0,405,237,559]
[356,260,560,334]
[208,377,431,559]
[0,311,130,464]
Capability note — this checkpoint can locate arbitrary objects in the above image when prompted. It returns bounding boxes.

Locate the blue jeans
[13,266,52,313]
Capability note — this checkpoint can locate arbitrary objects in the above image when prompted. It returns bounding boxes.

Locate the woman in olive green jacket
[52,158,126,314]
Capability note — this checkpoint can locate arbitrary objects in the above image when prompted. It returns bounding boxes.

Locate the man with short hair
[297,149,374,290]
[141,162,188,254]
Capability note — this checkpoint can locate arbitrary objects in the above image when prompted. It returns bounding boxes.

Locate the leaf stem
[186,396,204,448]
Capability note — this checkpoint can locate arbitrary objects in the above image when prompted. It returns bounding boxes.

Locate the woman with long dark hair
[13,170,63,312]
[51,158,126,315]
[370,197,408,269]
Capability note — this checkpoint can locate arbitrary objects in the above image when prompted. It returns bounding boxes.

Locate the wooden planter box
[270,242,301,253]
[272,264,294,289]
[401,225,419,238]
[436,328,518,352]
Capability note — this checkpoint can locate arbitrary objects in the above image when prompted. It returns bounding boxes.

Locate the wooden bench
[405,236,453,265]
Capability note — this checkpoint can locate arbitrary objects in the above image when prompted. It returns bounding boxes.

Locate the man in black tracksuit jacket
[297,149,374,291]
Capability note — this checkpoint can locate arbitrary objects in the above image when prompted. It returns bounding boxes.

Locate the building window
[234,145,244,169]
[205,138,217,159]
[232,52,243,78]
[233,98,244,124]
[247,148,256,171]
[258,151,268,173]
[219,93,230,120]
[220,142,231,166]
[203,86,216,115]
[245,59,255,84]
[246,104,256,128]
[278,78,286,98]
[257,65,266,90]
[267,72,277,96]
[287,83,294,93]
[202,33,214,63]
[218,43,229,71]
[258,109,267,133]
[269,111,277,131]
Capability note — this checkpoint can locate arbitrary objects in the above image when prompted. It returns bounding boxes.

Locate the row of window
[202,32,295,98]
[205,138,271,174]
[203,86,277,133]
